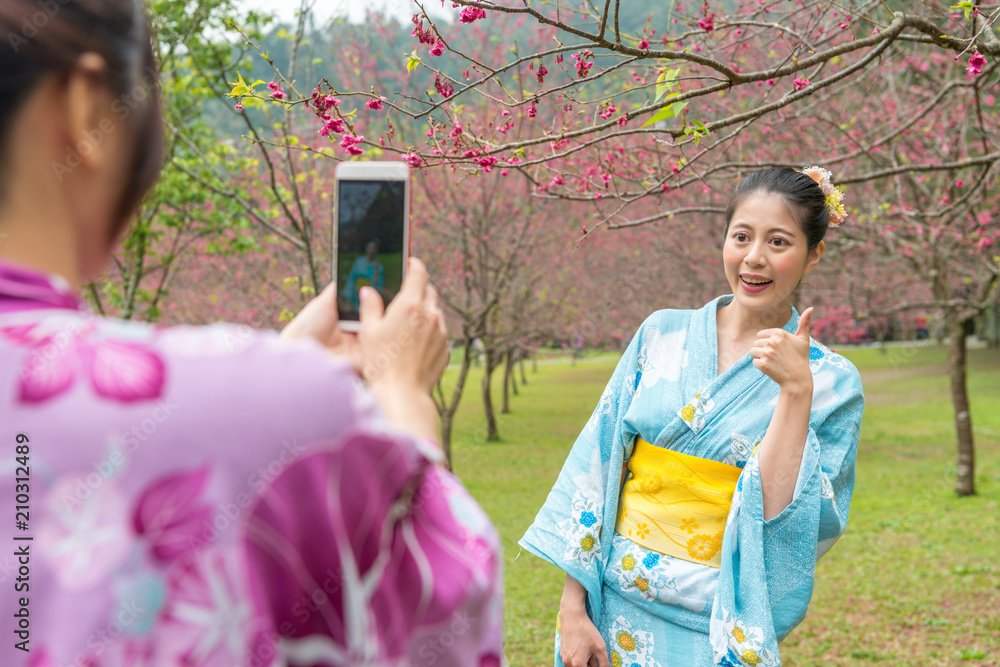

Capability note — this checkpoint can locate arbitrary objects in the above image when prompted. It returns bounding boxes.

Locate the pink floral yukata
[0,259,503,667]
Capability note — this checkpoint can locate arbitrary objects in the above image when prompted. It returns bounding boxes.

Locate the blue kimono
[519,295,865,666]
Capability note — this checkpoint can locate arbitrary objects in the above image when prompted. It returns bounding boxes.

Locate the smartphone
[333,161,410,332]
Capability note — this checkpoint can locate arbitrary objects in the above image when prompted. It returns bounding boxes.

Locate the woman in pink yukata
[0,1,502,665]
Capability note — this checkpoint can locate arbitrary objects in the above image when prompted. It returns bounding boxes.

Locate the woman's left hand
[750,307,814,392]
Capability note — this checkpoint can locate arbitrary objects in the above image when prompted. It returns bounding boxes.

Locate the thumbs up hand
[750,307,815,393]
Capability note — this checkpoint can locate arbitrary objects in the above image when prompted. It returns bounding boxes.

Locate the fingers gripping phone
[333,161,410,332]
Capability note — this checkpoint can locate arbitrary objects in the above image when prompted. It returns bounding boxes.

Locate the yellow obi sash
[614,437,742,568]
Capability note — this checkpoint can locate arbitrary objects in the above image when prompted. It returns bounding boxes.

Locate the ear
[64,53,111,170]
[802,239,825,277]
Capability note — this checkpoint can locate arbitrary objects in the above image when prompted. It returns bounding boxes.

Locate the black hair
[723,167,829,250]
[0,0,164,241]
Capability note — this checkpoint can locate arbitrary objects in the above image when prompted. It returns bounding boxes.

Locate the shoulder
[0,309,367,418]
[636,307,696,337]
[155,320,366,413]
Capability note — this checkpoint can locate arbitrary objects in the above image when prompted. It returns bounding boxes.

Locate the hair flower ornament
[801,166,847,227]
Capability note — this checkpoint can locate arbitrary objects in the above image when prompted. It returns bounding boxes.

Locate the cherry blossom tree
[231,1,998,493]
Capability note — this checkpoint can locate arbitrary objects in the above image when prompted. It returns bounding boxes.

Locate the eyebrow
[730,222,797,237]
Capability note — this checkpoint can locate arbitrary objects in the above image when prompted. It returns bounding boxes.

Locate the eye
[771,237,788,246]
[734,232,749,242]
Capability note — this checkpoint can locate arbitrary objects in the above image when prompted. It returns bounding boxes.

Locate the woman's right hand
[358,257,448,392]
[358,257,448,443]
[559,577,609,667]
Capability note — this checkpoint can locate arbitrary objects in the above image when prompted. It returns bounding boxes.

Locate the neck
[719,296,792,339]
[0,204,80,289]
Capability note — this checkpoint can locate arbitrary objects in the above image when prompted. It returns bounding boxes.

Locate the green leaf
[949,2,975,19]
[655,68,680,102]
[226,71,250,98]
[406,50,421,74]
[682,119,710,146]
[641,101,687,127]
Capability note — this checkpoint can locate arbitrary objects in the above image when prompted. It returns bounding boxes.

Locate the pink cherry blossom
[340,134,365,156]
[410,15,437,45]
[430,40,446,57]
[697,13,715,31]
[434,75,454,98]
[794,77,810,90]
[266,81,285,100]
[967,52,986,76]
[366,98,385,110]
[459,6,487,23]
[475,156,500,172]
[319,116,346,137]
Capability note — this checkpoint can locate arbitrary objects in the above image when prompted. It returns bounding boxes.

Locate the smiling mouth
[740,275,773,286]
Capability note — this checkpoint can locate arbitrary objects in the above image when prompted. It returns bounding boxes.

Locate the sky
[240,0,451,25]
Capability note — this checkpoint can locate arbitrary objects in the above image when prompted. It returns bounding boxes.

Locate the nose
[743,239,767,267]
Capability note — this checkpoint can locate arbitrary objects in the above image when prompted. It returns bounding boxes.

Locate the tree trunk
[439,418,453,471]
[985,304,999,348]
[501,349,511,414]
[508,349,519,398]
[947,311,976,496]
[435,337,474,470]
[520,349,528,385]
[482,348,500,442]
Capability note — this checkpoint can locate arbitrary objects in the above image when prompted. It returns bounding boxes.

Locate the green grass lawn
[444,345,1000,666]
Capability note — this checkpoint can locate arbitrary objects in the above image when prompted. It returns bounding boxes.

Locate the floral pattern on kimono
[1,314,165,404]
[601,616,656,667]
[722,433,756,469]
[678,389,716,435]
[711,608,778,667]
[606,536,678,604]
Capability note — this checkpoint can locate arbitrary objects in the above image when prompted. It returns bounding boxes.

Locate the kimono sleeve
[517,316,651,621]
[710,353,865,666]
[241,428,504,666]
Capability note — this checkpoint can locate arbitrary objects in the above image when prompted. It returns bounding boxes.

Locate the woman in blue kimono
[342,239,385,310]
[520,167,865,667]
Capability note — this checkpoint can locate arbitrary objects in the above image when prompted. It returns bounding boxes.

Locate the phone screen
[336,179,406,321]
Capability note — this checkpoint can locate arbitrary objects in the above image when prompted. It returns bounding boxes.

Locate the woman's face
[722,192,823,317]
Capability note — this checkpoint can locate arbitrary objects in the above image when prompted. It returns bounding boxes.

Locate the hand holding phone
[278,280,361,368]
